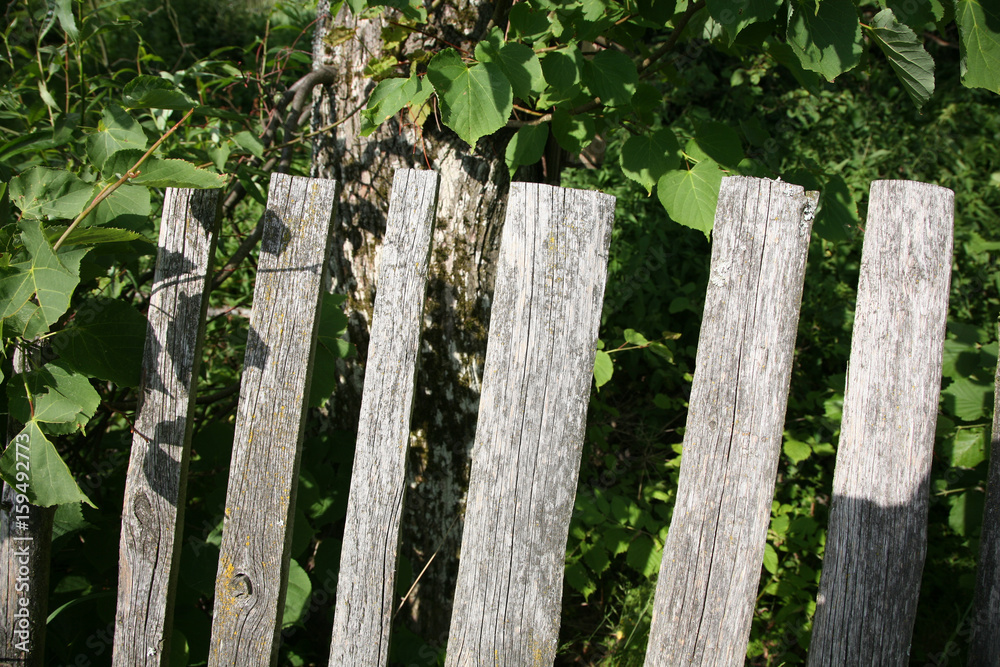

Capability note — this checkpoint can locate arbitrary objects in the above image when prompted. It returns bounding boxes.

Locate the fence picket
[808,180,954,665]
[113,187,219,667]
[328,168,439,666]
[445,183,615,666]
[969,326,1000,666]
[208,174,337,666]
[644,176,816,666]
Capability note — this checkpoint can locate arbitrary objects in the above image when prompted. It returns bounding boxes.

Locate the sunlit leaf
[505,123,549,177]
[0,422,94,507]
[657,160,726,238]
[787,0,864,81]
[866,9,935,108]
[956,0,1000,93]
[427,48,513,148]
[620,129,681,194]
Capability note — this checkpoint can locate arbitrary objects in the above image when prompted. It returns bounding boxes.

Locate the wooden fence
[1,168,995,666]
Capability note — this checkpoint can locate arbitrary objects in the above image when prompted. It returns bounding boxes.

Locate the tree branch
[639,0,707,74]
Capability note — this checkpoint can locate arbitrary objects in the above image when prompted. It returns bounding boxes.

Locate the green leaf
[49,297,147,387]
[767,40,823,93]
[87,104,147,170]
[310,293,355,408]
[509,2,552,42]
[364,54,400,80]
[625,534,661,577]
[619,129,681,194]
[762,542,779,573]
[948,489,985,537]
[551,108,595,153]
[505,123,549,177]
[941,376,992,421]
[53,0,79,40]
[8,359,100,433]
[361,75,432,136]
[582,539,611,574]
[10,167,96,221]
[603,526,631,556]
[583,49,638,107]
[865,9,935,108]
[813,175,856,241]
[426,49,513,148]
[90,184,152,228]
[955,0,1000,93]
[232,130,265,158]
[783,438,812,464]
[657,160,726,238]
[787,0,864,81]
[707,0,783,43]
[623,328,650,346]
[690,121,743,170]
[0,222,86,333]
[44,226,145,247]
[884,0,940,28]
[565,560,597,599]
[122,75,197,109]
[593,349,613,388]
[0,114,79,163]
[945,427,988,468]
[53,502,89,541]
[475,31,546,100]
[103,150,228,189]
[541,46,584,91]
[282,558,313,627]
[0,422,94,507]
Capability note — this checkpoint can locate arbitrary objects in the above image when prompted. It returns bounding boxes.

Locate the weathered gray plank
[808,180,954,666]
[0,347,55,667]
[969,326,1000,666]
[445,183,615,666]
[328,168,439,666]
[113,188,220,667]
[644,177,817,667]
[209,174,337,666]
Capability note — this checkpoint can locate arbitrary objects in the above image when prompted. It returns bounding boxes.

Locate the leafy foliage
[2,0,999,665]
[0,0,355,663]
[351,0,1000,238]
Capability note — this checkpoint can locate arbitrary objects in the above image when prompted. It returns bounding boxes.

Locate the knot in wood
[228,573,253,599]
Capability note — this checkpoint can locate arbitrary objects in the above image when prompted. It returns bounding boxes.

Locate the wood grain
[644,177,817,667]
[808,180,954,666]
[445,183,616,666]
[113,188,219,667]
[328,168,439,666]
[969,322,1000,666]
[209,174,337,666]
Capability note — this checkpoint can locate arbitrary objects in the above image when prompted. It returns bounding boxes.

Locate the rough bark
[310,0,509,640]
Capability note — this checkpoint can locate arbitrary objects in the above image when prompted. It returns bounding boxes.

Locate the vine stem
[52,107,196,252]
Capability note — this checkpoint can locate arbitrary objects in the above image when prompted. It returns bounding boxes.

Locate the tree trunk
[310,0,509,643]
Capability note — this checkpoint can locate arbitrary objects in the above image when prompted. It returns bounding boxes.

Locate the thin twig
[394,514,462,618]
[638,0,706,73]
[53,108,195,251]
